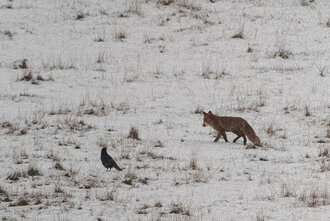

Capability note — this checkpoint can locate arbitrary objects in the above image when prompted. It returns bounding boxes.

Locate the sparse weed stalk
[9,198,29,207]
[123,168,137,186]
[193,106,203,114]
[189,154,199,170]
[0,186,8,197]
[6,170,27,181]
[42,57,76,70]
[256,212,265,221]
[304,105,311,117]
[299,0,310,6]
[266,123,276,137]
[234,98,264,112]
[96,50,110,64]
[154,140,164,147]
[2,30,14,40]
[317,65,327,77]
[126,0,143,16]
[320,159,330,172]
[94,28,105,42]
[299,187,330,207]
[97,138,108,148]
[177,0,201,11]
[319,147,329,158]
[189,170,209,183]
[54,185,65,194]
[128,127,140,140]
[169,202,191,216]
[201,64,227,79]
[55,161,65,170]
[273,27,292,59]
[114,31,127,41]
[157,0,174,6]
[75,10,89,20]
[281,183,296,197]
[27,164,42,176]
[232,19,245,39]
[59,117,93,131]
[137,204,150,214]
[96,188,117,201]
[49,105,72,115]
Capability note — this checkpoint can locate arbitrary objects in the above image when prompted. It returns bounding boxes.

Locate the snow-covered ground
[0,0,329,220]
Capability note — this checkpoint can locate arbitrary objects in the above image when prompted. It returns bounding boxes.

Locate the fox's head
[202,111,213,127]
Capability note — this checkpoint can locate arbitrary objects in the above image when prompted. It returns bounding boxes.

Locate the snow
[0,0,329,220]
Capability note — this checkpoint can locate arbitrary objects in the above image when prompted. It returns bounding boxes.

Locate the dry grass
[137,204,150,214]
[304,105,311,117]
[18,70,54,85]
[201,65,227,79]
[189,154,199,170]
[319,147,329,158]
[299,187,329,207]
[75,11,89,20]
[27,165,42,176]
[96,189,117,201]
[123,169,137,186]
[266,123,276,137]
[115,31,127,41]
[58,117,93,131]
[9,198,29,207]
[193,106,203,114]
[272,28,292,59]
[320,160,330,172]
[3,30,14,39]
[55,161,65,170]
[157,0,174,6]
[6,170,27,181]
[13,59,28,69]
[126,0,143,16]
[232,21,245,39]
[154,140,164,148]
[42,58,76,70]
[128,127,140,140]
[326,18,330,28]
[299,0,310,6]
[281,183,296,197]
[256,213,265,221]
[169,202,191,216]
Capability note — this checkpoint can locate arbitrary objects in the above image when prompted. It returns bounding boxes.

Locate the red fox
[202,111,261,146]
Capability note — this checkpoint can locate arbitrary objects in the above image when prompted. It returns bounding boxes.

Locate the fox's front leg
[214,132,222,142]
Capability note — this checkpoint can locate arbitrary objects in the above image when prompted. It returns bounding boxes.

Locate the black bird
[100,147,122,171]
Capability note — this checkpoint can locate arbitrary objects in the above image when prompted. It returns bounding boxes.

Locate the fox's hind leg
[233,130,247,144]
[233,134,242,143]
[232,130,242,143]
[214,132,222,142]
[220,131,229,142]
[242,134,247,145]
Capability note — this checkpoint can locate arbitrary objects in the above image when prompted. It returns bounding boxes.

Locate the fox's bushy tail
[242,122,261,145]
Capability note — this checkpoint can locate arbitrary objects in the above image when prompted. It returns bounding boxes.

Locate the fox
[202,111,261,146]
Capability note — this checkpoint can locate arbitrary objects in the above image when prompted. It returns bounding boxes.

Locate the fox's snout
[202,122,206,127]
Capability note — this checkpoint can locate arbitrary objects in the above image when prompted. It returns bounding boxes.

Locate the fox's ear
[202,111,207,115]
[208,111,212,114]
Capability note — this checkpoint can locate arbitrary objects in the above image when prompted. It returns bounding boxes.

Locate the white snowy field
[0,0,329,220]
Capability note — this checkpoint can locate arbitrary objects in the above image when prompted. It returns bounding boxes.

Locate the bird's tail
[114,163,122,171]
